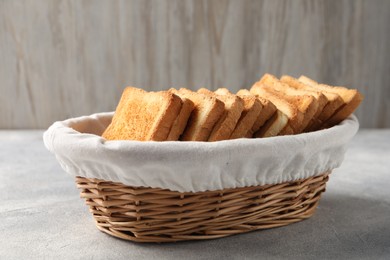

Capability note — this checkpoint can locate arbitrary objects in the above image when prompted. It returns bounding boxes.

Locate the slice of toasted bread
[102,87,182,141]
[197,88,244,141]
[298,75,345,130]
[299,75,363,128]
[278,125,294,135]
[237,89,277,138]
[258,74,317,133]
[236,89,251,96]
[254,110,289,138]
[280,75,328,131]
[250,83,304,134]
[225,89,262,139]
[178,88,225,141]
[214,88,231,95]
[166,89,195,141]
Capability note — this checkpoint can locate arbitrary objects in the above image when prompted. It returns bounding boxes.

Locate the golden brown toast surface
[298,75,345,129]
[102,87,182,141]
[251,83,303,134]
[250,96,277,137]
[278,125,294,135]
[166,89,195,141]
[230,90,262,139]
[103,73,362,142]
[237,89,276,138]
[280,75,328,130]
[178,88,225,141]
[259,74,318,133]
[254,110,289,138]
[198,88,244,141]
[299,75,363,127]
[214,88,231,96]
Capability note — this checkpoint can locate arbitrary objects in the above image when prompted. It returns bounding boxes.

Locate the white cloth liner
[43,112,359,193]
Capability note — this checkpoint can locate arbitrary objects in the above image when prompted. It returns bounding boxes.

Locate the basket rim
[45,112,358,148]
[44,112,358,193]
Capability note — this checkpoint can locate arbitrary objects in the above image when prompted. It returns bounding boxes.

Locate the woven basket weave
[75,172,329,242]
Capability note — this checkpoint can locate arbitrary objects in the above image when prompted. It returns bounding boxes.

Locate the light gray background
[1,0,389,129]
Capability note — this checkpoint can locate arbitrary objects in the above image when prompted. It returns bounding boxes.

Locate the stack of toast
[102,74,363,141]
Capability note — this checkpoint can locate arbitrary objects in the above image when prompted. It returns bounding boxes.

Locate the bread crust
[251,82,303,134]
[237,89,277,138]
[102,87,182,141]
[298,75,345,130]
[102,74,362,142]
[179,88,225,141]
[255,110,289,138]
[280,75,328,131]
[278,125,294,135]
[166,89,195,141]
[230,90,263,139]
[198,88,244,141]
[259,74,318,133]
[298,76,363,128]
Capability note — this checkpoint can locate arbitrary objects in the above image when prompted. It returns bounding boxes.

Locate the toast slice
[166,89,195,141]
[278,125,294,135]
[102,87,182,141]
[250,83,304,134]
[299,75,363,128]
[280,75,328,131]
[178,88,225,141]
[214,88,230,95]
[297,76,345,130]
[198,88,244,141]
[224,89,262,139]
[255,110,289,138]
[258,74,317,133]
[237,89,277,138]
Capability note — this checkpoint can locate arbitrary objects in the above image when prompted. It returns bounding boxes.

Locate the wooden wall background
[0,0,389,129]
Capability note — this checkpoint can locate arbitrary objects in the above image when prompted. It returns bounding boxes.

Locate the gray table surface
[1,130,389,260]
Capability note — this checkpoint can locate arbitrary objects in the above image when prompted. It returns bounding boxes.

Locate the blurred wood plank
[0,0,389,128]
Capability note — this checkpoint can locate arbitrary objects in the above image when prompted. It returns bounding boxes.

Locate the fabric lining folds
[44,112,359,193]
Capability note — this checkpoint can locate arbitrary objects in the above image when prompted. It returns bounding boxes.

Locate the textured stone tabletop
[1,130,389,259]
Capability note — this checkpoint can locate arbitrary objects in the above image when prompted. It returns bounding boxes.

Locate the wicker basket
[75,172,330,243]
[44,113,359,243]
